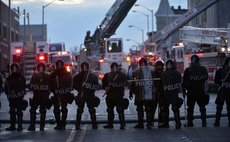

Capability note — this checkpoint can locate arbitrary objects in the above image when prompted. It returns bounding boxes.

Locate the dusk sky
[2,0,187,53]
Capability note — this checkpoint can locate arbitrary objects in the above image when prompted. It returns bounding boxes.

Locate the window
[3,25,7,39]
[107,40,122,53]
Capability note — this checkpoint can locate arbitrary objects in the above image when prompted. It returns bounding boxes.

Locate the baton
[127,78,161,82]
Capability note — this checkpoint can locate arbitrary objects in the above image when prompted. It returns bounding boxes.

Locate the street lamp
[42,0,64,41]
[134,4,154,32]
[132,10,149,34]
[126,38,141,46]
[128,25,144,43]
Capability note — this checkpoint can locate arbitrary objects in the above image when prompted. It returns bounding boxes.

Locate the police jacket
[4,72,26,100]
[50,68,72,95]
[130,66,155,101]
[30,72,50,95]
[73,71,99,96]
[183,63,208,94]
[154,70,164,93]
[214,67,230,94]
[102,71,127,97]
[161,68,182,95]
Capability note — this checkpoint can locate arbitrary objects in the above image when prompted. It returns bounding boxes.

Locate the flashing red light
[39,55,45,61]
[15,48,22,54]
[37,54,47,62]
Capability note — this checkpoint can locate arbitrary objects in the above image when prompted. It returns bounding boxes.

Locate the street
[0,89,230,142]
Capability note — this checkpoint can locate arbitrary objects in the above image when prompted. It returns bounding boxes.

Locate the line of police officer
[2,55,230,131]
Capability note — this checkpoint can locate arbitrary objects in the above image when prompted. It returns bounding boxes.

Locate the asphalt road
[0,89,230,142]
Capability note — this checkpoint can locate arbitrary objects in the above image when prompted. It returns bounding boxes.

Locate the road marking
[77,125,87,142]
[65,124,87,142]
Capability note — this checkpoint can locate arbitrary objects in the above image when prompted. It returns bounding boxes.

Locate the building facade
[155,0,188,59]
[188,0,230,28]
[19,24,46,42]
[0,1,19,72]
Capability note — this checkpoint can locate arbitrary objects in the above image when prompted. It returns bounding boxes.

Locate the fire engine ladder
[23,50,36,84]
[91,0,137,43]
[148,0,220,47]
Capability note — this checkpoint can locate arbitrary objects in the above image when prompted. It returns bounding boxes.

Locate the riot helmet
[81,62,89,72]
[55,59,64,69]
[110,62,119,72]
[191,55,199,64]
[37,62,46,73]
[138,58,147,67]
[166,59,175,70]
[155,59,164,72]
[11,63,20,73]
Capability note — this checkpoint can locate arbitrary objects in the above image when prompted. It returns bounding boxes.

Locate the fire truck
[98,38,130,79]
[49,51,74,73]
[173,26,230,84]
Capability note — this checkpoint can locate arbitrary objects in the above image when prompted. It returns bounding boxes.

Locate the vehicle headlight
[221,47,226,52]
[227,47,230,52]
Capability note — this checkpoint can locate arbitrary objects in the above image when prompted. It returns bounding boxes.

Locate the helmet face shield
[82,64,89,72]
[12,66,18,73]
[111,65,118,72]
[81,62,89,72]
[166,63,172,69]
[56,61,64,69]
[38,65,45,73]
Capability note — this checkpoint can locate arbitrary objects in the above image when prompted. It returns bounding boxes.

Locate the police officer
[153,60,164,126]
[102,62,127,129]
[28,63,50,131]
[50,60,72,130]
[160,59,182,129]
[4,63,26,131]
[129,58,155,129]
[213,57,230,127]
[183,55,209,127]
[73,62,99,130]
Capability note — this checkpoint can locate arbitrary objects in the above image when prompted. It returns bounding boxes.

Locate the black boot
[17,116,23,131]
[213,106,222,127]
[174,111,182,129]
[134,111,144,129]
[158,107,169,128]
[186,110,194,127]
[61,109,68,130]
[104,112,114,129]
[200,107,207,127]
[40,111,46,131]
[54,110,62,130]
[118,113,125,129]
[6,112,16,131]
[75,113,82,130]
[146,112,153,129]
[28,110,36,131]
[90,112,98,129]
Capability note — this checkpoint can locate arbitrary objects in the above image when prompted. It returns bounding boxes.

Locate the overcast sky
[2,0,187,53]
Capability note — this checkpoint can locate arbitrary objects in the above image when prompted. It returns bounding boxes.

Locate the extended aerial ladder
[91,0,137,49]
[89,0,220,55]
[147,0,220,53]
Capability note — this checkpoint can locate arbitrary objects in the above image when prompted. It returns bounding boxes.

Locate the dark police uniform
[28,63,50,131]
[73,62,99,130]
[4,63,26,131]
[130,58,155,129]
[213,57,230,127]
[102,62,127,129]
[160,59,182,129]
[153,60,164,126]
[183,55,209,127]
[50,60,72,130]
